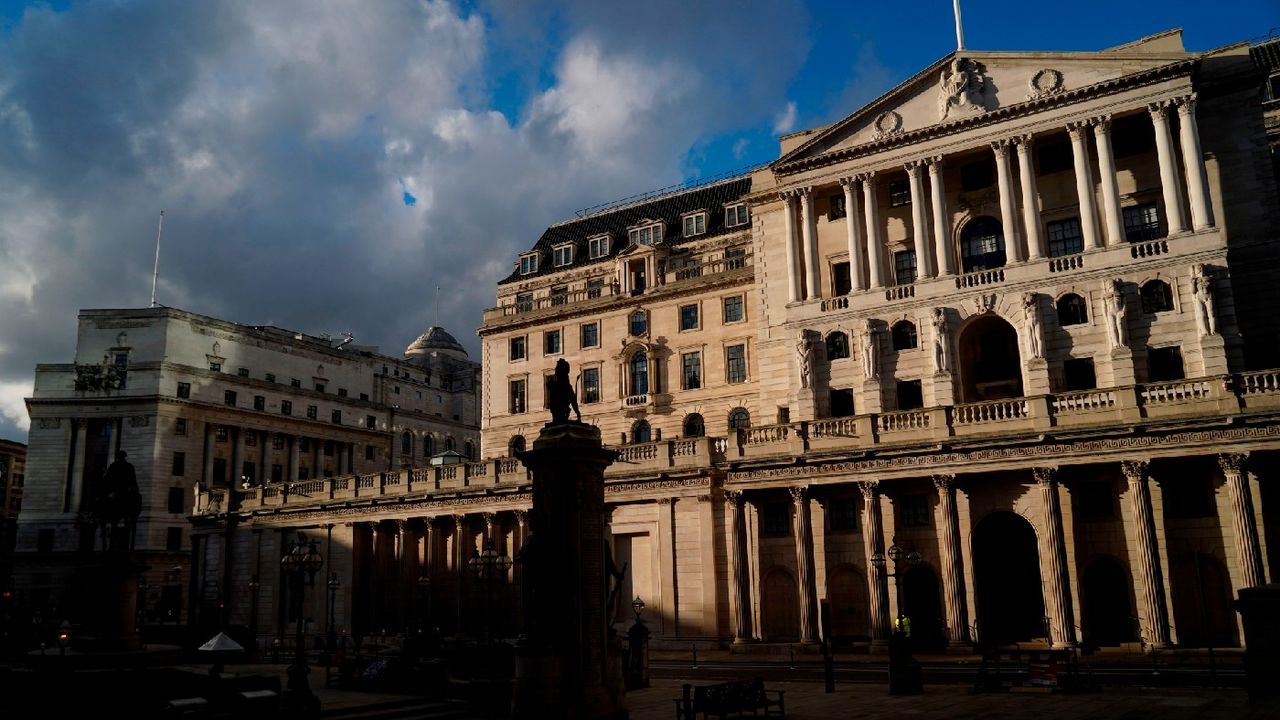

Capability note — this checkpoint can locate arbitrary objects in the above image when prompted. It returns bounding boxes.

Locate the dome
[405,326,468,359]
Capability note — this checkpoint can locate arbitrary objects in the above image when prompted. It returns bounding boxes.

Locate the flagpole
[953,0,965,52]
[150,210,164,307]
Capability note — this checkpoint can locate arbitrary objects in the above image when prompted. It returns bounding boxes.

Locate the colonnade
[201,422,358,487]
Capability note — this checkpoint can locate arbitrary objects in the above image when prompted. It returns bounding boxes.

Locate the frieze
[228,491,534,524]
[36,418,62,430]
[129,415,150,427]
[605,477,711,494]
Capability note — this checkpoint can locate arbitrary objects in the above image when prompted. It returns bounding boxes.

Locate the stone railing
[954,268,1004,288]
[606,436,720,475]
[1052,389,1117,413]
[492,283,621,317]
[1130,239,1169,259]
[1140,379,1211,405]
[1048,255,1084,273]
[953,398,1027,425]
[670,251,753,282]
[878,409,930,433]
[885,285,915,301]
[624,393,651,408]
[1238,369,1280,395]
[821,296,849,312]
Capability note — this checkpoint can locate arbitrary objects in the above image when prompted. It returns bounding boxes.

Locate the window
[893,250,917,286]
[510,379,526,414]
[896,379,924,410]
[726,247,747,270]
[224,390,237,407]
[628,223,662,245]
[281,400,292,416]
[891,321,918,350]
[253,395,265,411]
[245,432,257,447]
[1063,357,1097,391]
[726,344,747,384]
[423,435,435,457]
[177,382,191,399]
[828,193,846,221]
[588,235,610,259]
[683,413,705,438]
[899,494,930,527]
[630,352,649,395]
[629,311,648,337]
[509,336,526,361]
[1075,481,1115,521]
[1057,293,1089,326]
[174,418,187,436]
[272,434,285,450]
[829,497,859,531]
[1140,280,1174,314]
[1037,140,1073,175]
[208,361,222,372]
[580,322,599,349]
[265,373,276,383]
[762,503,790,536]
[830,388,855,417]
[682,352,702,390]
[1047,218,1084,257]
[725,203,749,227]
[723,295,744,323]
[215,426,228,442]
[1163,476,1216,519]
[553,244,573,267]
[235,367,248,378]
[888,179,910,207]
[166,527,183,551]
[1123,203,1161,243]
[630,419,652,444]
[519,253,539,274]
[290,378,301,388]
[960,216,1007,272]
[832,262,851,296]
[683,213,707,237]
[168,487,185,514]
[728,406,751,431]
[582,367,601,404]
[826,332,850,360]
[960,158,995,191]
[394,386,401,395]
[508,436,526,455]
[679,304,699,331]
[338,388,347,397]
[587,279,604,299]
[544,329,561,355]
[550,286,568,306]
[171,452,185,477]
[1148,346,1185,382]
[330,409,342,425]
[306,405,317,420]
[401,431,412,456]
[359,393,369,401]
[315,383,326,393]
[445,437,456,452]
[516,293,533,312]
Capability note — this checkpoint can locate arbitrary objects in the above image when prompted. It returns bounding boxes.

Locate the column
[841,177,866,292]
[337,444,347,477]
[204,422,217,485]
[287,435,300,482]
[1035,468,1076,647]
[726,491,753,643]
[860,173,885,289]
[483,511,496,546]
[791,486,819,644]
[1122,460,1171,647]
[422,517,435,576]
[1219,454,1265,589]
[1067,122,1102,251]
[928,157,954,275]
[932,475,969,647]
[657,498,677,635]
[800,188,820,300]
[258,431,269,485]
[1092,115,1124,247]
[782,192,801,302]
[859,481,891,647]
[453,515,466,630]
[69,419,88,513]
[1148,101,1187,235]
[367,522,381,631]
[906,161,935,277]
[1177,95,1214,230]
[229,427,242,486]
[1015,137,1044,260]
[992,139,1026,262]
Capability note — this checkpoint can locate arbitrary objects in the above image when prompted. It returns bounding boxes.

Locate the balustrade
[1048,255,1084,272]
[1052,389,1116,413]
[885,285,915,301]
[809,417,858,438]
[821,296,849,312]
[624,393,651,408]
[1140,379,1210,404]
[954,268,1005,288]
[1130,239,1169,259]
[953,398,1027,424]
[1239,370,1280,394]
[671,439,699,458]
[878,410,930,432]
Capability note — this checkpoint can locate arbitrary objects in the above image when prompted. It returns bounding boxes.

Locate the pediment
[774,30,1194,172]
[615,242,666,259]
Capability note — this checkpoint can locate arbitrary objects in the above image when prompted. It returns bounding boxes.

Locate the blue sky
[0,0,1275,442]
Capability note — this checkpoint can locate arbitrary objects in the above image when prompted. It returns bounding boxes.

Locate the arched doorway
[902,564,946,652]
[1080,556,1135,648]
[761,568,800,641]
[957,315,1023,402]
[827,565,869,643]
[959,215,1006,273]
[1171,552,1236,647]
[973,511,1045,646]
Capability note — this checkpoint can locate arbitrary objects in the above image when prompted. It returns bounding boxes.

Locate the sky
[0,0,1275,442]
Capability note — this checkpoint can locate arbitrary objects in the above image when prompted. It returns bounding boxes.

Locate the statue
[1192,264,1218,337]
[796,331,813,389]
[932,308,951,372]
[605,537,628,630]
[1023,293,1044,359]
[545,358,581,423]
[938,57,988,121]
[92,450,142,551]
[1105,279,1128,350]
[861,319,880,380]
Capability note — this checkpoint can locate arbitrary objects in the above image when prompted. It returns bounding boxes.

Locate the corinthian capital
[1147,100,1172,120]
[1066,121,1091,141]
[904,160,926,177]
[1176,93,1198,116]
[932,474,956,492]
[1032,467,1059,487]
[724,489,745,507]
[789,485,809,504]
[1120,460,1150,483]
[1217,453,1248,477]
[857,481,880,501]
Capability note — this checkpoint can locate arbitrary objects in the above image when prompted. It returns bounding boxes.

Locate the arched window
[445,436,456,452]
[826,331,850,360]
[464,440,474,460]
[401,431,412,456]
[508,435,525,455]
[1057,293,1088,326]
[1140,279,1174,314]
[424,434,435,457]
[728,407,751,431]
[891,321,918,351]
[631,419,652,444]
[960,216,1006,273]
[630,351,649,395]
[683,413,705,438]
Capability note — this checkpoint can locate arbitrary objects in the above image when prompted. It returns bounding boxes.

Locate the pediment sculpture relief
[938,57,992,122]
[1027,68,1065,101]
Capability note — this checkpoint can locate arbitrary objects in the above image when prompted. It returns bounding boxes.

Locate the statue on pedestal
[92,450,142,551]
[1104,279,1129,351]
[796,331,813,389]
[1023,293,1044,360]
[932,308,951,372]
[1192,264,1218,337]
[545,358,581,423]
[861,319,880,381]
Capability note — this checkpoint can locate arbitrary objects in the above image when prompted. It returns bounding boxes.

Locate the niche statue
[545,358,582,423]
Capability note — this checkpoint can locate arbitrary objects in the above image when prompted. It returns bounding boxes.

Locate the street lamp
[58,620,71,657]
[326,573,340,652]
[626,597,650,689]
[467,540,511,719]
[417,575,432,639]
[871,539,922,695]
[247,575,261,647]
[281,532,324,711]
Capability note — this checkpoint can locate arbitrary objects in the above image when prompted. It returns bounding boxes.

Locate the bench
[673,679,785,719]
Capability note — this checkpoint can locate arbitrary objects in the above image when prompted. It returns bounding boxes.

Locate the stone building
[1,439,26,588]
[15,306,478,627]
[187,28,1280,653]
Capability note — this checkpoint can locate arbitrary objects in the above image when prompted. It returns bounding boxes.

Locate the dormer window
[725,203,749,227]
[682,212,707,237]
[588,234,610,259]
[519,252,539,275]
[628,222,663,246]
[553,244,574,267]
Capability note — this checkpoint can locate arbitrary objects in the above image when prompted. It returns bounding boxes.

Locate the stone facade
[0,439,26,586]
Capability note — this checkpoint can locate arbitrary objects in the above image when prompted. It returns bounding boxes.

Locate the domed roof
[405,326,467,357]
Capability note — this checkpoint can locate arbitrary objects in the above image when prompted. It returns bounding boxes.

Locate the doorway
[973,511,1045,646]
[1080,556,1135,648]
[957,315,1024,402]
[761,568,799,641]
[902,564,946,652]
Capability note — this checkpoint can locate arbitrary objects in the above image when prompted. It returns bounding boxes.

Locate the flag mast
[953,0,965,52]
[150,210,164,307]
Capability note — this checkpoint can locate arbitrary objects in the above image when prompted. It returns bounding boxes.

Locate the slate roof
[498,175,752,285]
[1251,36,1280,72]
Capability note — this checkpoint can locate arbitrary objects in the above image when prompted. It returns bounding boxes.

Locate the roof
[1251,35,1280,71]
[498,175,752,285]
[405,326,467,357]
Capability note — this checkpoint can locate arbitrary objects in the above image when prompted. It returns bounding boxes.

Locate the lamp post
[247,575,261,648]
[417,575,431,639]
[626,596,650,689]
[871,539,922,695]
[326,573,340,652]
[467,540,512,718]
[281,532,324,711]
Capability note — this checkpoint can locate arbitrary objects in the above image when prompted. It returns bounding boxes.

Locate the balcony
[606,436,723,477]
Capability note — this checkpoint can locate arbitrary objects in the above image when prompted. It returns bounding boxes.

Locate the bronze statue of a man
[546,358,581,423]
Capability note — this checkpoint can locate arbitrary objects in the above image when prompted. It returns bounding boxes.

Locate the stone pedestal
[1108,347,1136,387]
[928,371,955,407]
[512,422,626,720]
[71,553,147,652]
[861,379,884,415]
[1200,333,1228,376]
[1023,358,1050,397]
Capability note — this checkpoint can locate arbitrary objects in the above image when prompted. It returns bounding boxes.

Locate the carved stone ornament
[37,418,62,430]
[872,110,903,140]
[128,415,150,428]
[212,341,221,356]
[1027,68,1065,100]
[938,57,992,121]
[973,293,998,315]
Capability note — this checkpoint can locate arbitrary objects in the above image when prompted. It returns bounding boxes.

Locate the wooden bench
[673,678,785,719]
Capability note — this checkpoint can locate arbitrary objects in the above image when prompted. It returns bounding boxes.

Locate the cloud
[773,101,798,134]
[732,138,750,161]
[0,381,31,433]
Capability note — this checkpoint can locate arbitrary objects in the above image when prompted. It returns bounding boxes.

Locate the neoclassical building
[184,29,1279,653]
